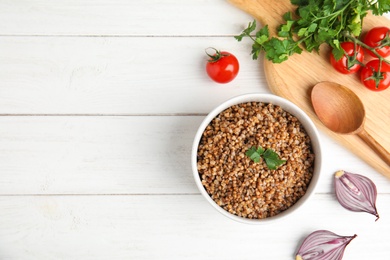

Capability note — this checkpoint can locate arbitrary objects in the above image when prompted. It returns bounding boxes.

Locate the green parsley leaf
[291,0,309,6]
[263,149,287,170]
[252,25,271,59]
[255,25,270,44]
[278,20,295,38]
[234,20,257,42]
[371,0,390,15]
[245,146,264,163]
[245,146,286,170]
[264,38,290,63]
[331,44,345,61]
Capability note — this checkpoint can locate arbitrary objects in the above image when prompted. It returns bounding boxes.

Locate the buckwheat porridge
[196,102,315,219]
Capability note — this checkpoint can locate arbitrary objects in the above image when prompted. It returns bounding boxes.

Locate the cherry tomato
[206,48,239,84]
[363,26,390,58]
[330,42,364,74]
[360,59,390,91]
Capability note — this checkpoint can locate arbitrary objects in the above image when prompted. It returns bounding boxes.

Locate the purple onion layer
[334,170,379,221]
[295,230,357,260]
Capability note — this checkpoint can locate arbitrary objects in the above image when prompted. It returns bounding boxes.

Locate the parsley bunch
[235,0,390,63]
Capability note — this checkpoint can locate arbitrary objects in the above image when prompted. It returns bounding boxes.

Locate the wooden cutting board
[229,0,390,178]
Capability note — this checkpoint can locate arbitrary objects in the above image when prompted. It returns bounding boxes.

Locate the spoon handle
[358,129,390,167]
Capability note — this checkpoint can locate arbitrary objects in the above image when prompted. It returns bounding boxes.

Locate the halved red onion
[334,170,379,221]
[295,230,357,260]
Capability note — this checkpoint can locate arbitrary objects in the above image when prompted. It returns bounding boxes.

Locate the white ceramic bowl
[191,93,322,224]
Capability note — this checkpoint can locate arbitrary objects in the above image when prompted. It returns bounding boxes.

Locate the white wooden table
[0,1,389,259]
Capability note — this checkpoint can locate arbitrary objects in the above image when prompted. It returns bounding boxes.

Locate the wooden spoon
[311,81,390,167]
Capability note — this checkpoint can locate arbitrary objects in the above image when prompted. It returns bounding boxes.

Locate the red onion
[295,230,357,260]
[334,170,379,221]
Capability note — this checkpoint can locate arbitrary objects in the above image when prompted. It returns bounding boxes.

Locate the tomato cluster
[330,27,390,92]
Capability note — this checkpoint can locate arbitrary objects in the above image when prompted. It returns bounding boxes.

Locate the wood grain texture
[1,116,387,195]
[0,37,265,114]
[0,194,389,259]
[0,1,390,258]
[0,0,251,36]
[0,116,201,194]
[229,0,390,178]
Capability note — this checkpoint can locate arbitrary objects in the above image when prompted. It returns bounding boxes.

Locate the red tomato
[330,42,364,74]
[363,27,390,58]
[360,60,390,91]
[206,49,239,83]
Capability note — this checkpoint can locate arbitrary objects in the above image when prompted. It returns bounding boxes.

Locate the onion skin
[334,170,379,221]
[295,230,357,260]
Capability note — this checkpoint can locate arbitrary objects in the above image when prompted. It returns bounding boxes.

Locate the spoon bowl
[312,81,390,167]
[311,82,365,134]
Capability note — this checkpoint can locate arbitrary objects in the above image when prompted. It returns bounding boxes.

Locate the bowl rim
[191,93,322,224]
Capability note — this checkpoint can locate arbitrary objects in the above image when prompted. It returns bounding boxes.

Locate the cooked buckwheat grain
[197,102,315,219]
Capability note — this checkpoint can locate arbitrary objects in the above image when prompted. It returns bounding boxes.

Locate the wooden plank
[0,116,201,194]
[0,37,265,114]
[0,116,387,195]
[0,0,252,36]
[0,194,388,259]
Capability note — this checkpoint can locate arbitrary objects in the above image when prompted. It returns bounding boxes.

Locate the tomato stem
[343,41,365,69]
[375,31,390,49]
[345,32,389,63]
[205,47,228,63]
